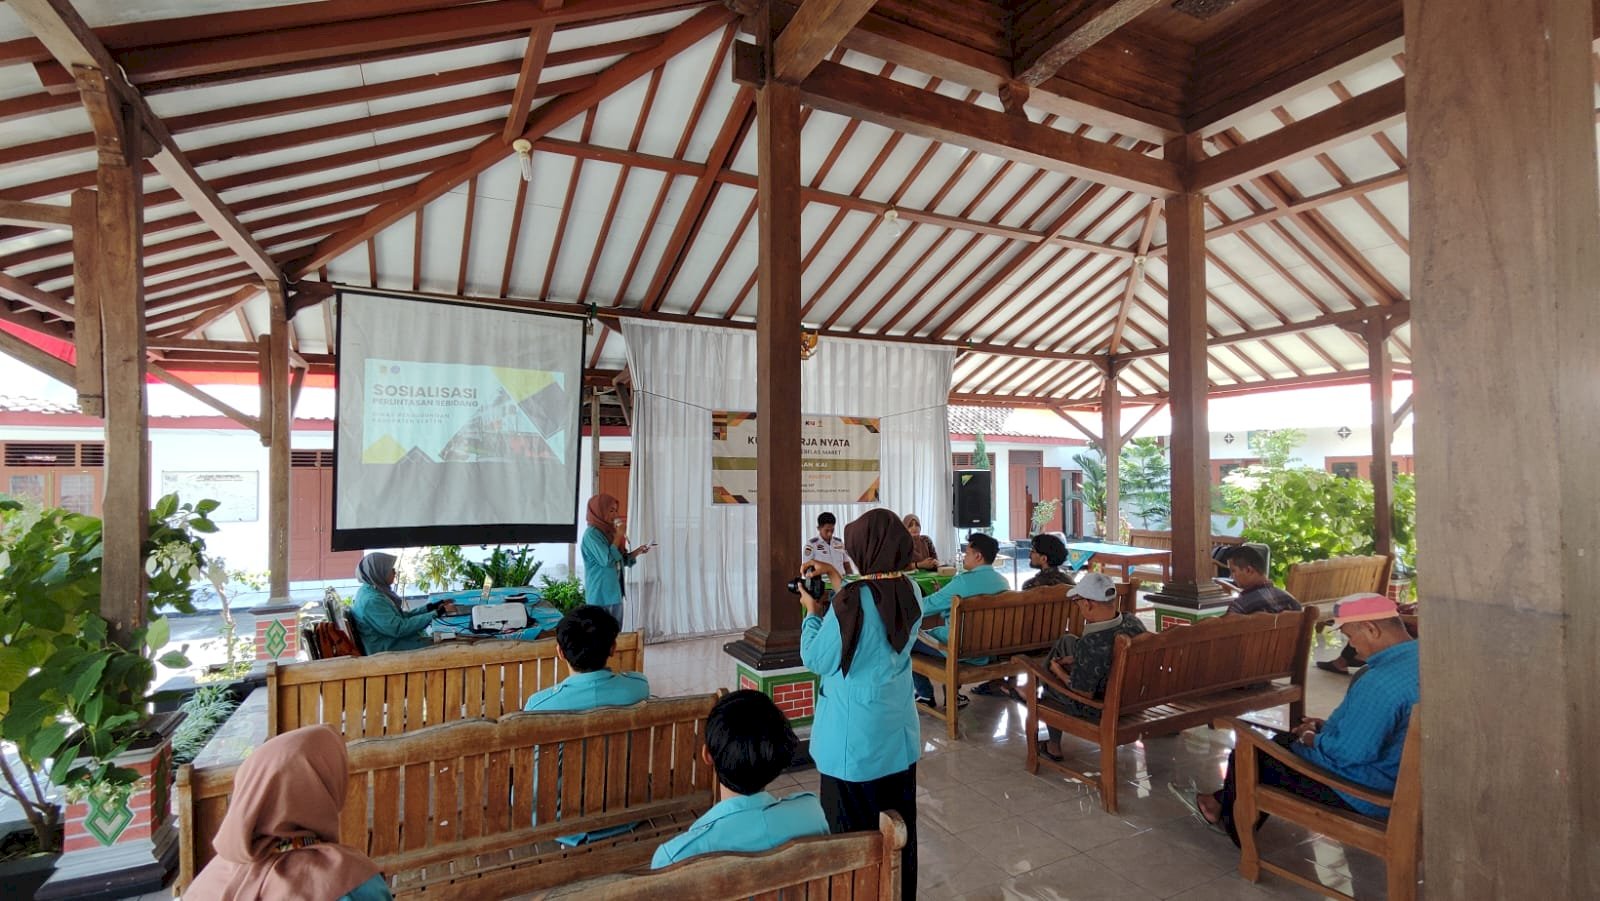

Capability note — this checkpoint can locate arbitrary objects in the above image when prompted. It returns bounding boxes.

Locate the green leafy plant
[170,683,238,766]
[538,575,586,614]
[460,546,542,589]
[1069,445,1107,536]
[406,545,467,594]
[1029,498,1061,534]
[1119,437,1172,528]
[1221,463,1417,585]
[0,493,212,852]
[971,432,992,470]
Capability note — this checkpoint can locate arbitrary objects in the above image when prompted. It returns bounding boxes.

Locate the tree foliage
[1119,438,1172,528]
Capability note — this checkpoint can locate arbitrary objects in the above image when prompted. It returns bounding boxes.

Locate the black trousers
[1212,731,1353,846]
[819,765,917,901]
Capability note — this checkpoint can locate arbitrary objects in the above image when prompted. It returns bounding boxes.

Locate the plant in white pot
[0,493,215,896]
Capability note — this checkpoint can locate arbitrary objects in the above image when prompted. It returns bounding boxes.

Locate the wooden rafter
[579,67,663,301]
[504,2,563,143]
[1108,201,1160,353]
[289,6,732,278]
[11,0,281,285]
[540,109,598,300]
[1014,0,1167,87]
[772,0,881,83]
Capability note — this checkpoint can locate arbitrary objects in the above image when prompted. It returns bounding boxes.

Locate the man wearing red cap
[1173,593,1420,842]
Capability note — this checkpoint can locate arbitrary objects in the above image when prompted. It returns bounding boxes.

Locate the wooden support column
[728,8,804,668]
[70,189,103,417]
[589,389,602,496]
[266,281,291,600]
[81,68,149,649]
[1100,366,1121,541]
[1407,0,1600,894]
[1365,316,1394,559]
[1147,134,1227,611]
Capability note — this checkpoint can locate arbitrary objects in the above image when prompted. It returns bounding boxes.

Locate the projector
[471,603,529,632]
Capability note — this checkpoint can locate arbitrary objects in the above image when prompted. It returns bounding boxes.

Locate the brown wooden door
[289,467,324,582]
[1039,466,1064,532]
[598,467,630,518]
[1008,464,1029,536]
[320,468,364,578]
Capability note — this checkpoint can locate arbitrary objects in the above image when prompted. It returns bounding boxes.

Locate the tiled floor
[656,631,1394,900]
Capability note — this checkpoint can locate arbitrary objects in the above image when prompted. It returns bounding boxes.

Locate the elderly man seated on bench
[652,690,829,868]
[1221,545,1301,615]
[1174,594,1419,844]
[1033,572,1145,762]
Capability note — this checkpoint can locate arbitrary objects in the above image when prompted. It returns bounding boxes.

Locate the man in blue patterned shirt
[1179,593,1419,844]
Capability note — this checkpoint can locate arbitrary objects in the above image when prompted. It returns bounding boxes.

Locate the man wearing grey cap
[1028,571,1144,761]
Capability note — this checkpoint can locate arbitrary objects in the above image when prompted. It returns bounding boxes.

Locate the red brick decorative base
[733,663,819,727]
[252,602,301,662]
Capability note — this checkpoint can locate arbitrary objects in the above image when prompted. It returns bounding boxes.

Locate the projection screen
[332,289,586,550]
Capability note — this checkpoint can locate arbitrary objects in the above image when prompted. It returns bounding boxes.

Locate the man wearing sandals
[1175,594,1419,843]
[1034,572,1145,761]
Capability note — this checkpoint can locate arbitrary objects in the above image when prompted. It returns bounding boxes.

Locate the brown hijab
[586,494,621,544]
[186,725,380,901]
[831,509,920,676]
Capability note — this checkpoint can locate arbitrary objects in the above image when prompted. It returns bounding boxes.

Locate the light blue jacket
[523,669,650,712]
[918,565,1009,644]
[349,584,434,654]
[581,526,633,609]
[651,791,829,868]
[340,874,393,901]
[801,585,921,783]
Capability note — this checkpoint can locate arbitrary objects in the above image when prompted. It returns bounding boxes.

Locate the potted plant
[538,575,586,615]
[1029,498,1061,536]
[0,493,215,897]
[461,545,542,590]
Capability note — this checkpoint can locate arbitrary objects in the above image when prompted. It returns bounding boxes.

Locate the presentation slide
[332,290,586,550]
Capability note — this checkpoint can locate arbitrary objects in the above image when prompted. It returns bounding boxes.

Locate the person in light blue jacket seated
[799,509,923,901]
[910,532,1010,708]
[580,493,652,626]
[523,606,649,848]
[651,690,828,868]
[523,605,650,712]
[349,553,459,654]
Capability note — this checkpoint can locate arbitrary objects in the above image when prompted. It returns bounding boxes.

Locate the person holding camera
[796,509,921,901]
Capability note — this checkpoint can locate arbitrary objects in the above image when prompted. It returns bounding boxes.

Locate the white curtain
[622,320,954,640]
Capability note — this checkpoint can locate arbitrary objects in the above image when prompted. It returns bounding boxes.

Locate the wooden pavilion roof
[0,0,1536,412]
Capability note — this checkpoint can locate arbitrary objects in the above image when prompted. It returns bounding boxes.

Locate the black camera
[785,575,827,599]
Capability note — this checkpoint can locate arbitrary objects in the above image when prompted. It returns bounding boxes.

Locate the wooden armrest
[1218,718,1396,808]
[1015,656,1103,710]
[915,632,949,655]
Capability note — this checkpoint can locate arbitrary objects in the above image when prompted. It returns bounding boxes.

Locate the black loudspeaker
[953,470,992,527]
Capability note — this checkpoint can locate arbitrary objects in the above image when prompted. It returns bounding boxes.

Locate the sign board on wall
[711,412,881,504]
[160,471,259,522]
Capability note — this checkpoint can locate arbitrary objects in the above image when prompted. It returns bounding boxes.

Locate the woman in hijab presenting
[187,725,390,901]
[580,494,651,626]
[349,553,456,654]
[797,509,921,900]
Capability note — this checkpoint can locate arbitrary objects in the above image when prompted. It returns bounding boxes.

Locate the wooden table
[1067,541,1172,582]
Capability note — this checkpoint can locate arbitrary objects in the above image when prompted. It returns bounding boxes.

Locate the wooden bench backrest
[267,631,646,738]
[948,585,1080,659]
[1104,607,1317,715]
[1283,555,1392,606]
[178,693,720,894]
[1389,705,1423,837]
[537,812,907,900]
[1125,530,1245,553]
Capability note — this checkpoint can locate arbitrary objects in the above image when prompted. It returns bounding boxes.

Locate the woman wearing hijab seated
[187,725,390,901]
[581,494,651,626]
[797,509,921,901]
[349,553,457,654]
[901,513,940,570]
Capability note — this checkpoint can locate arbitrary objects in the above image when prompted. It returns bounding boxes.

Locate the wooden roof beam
[773,0,881,83]
[736,51,1180,196]
[289,6,732,277]
[0,199,72,229]
[0,272,74,320]
[10,0,281,285]
[1192,79,1406,191]
[503,2,562,143]
[0,319,74,384]
[1014,0,1167,87]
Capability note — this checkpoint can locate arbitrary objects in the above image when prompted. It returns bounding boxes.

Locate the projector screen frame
[330,287,589,551]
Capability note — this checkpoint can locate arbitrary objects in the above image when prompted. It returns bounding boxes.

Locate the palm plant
[1119,438,1172,528]
[1069,445,1107,536]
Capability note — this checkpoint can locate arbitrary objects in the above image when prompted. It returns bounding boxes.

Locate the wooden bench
[1018,606,1317,812]
[1282,554,1392,606]
[177,693,721,899]
[267,631,646,738]
[534,812,907,900]
[1227,706,1422,901]
[1124,529,1244,584]
[911,584,1083,740]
